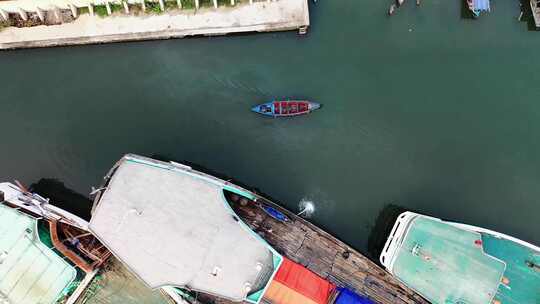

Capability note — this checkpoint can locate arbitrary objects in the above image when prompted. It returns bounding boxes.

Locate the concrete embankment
[0,0,309,50]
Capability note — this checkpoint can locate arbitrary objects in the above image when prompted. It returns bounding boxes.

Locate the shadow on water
[27,154,292,224]
[460,0,475,19]
[30,178,92,220]
[366,204,409,263]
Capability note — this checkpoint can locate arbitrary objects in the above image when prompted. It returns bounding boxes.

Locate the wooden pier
[226,193,429,304]
[0,0,309,50]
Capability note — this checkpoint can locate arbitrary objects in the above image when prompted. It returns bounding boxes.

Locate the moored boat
[88,154,428,304]
[0,182,112,304]
[467,0,490,17]
[380,211,540,304]
[0,155,430,304]
[251,100,321,117]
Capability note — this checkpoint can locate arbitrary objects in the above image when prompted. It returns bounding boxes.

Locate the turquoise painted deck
[392,217,505,304]
[0,204,76,304]
[481,234,540,304]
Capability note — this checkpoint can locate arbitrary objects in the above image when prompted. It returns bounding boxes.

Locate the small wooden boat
[252,100,321,117]
[466,0,490,17]
[388,4,397,15]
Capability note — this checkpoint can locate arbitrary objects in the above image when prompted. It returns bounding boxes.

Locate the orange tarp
[264,257,335,304]
[265,281,320,304]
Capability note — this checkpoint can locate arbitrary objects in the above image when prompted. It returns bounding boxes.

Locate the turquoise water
[0,0,539,253]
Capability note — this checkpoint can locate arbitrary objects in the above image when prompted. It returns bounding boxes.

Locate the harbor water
[1,0,539,253]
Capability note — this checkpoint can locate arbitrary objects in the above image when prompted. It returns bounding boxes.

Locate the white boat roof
[89,155,278,302]
[0,203,77,304]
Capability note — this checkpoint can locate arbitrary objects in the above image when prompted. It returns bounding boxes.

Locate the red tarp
[264,257,335,304]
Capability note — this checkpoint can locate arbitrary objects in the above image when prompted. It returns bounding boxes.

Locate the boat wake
[209,74,270,96]
[298,198,316,218]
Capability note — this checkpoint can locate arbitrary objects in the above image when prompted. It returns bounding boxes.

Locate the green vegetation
[93,4,109,17]
[180,0,195,9]
[83,0,238,18]
[199,0,213,7]
[0,19,12,31]
[128,4,142,15]
[78,6,90,14]
[165,0,178,10]
[110,3,124,13]
[145,1,162,13]
[217,0,233,6]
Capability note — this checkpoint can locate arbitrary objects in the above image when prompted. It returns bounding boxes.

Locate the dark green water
[1,0,539,253]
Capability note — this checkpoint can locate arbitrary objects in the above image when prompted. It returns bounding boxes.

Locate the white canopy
[89,155,276,302]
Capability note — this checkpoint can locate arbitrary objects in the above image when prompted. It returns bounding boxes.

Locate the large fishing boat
[380,211,540,304]
[0,155,428,304]
[0,180,192,304]
[86,154,428,304]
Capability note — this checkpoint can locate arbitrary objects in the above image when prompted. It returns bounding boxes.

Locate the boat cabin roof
[392,217,506,304]
[89,155,280,302]
[393,216,540,304]
[0,203,76,304]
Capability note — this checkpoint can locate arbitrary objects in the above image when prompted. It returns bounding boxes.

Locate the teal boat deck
[392,216,540,304]
[0,204,77,304]
[481,233,540,304]
[393,217,505,304]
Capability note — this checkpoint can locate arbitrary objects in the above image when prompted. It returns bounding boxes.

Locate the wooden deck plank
[229,197,429,304]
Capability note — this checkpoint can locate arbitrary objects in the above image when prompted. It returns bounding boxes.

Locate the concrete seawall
[0,0,309,50]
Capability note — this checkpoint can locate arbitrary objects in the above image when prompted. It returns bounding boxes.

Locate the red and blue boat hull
[252,100,321,117]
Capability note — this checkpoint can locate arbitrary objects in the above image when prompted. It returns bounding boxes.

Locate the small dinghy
[252,100,321,117]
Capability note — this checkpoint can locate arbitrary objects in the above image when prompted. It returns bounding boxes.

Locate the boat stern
[251,102,274,116]
[379,211,419,272]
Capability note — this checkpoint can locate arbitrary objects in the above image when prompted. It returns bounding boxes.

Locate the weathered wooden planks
[229,196,429,304]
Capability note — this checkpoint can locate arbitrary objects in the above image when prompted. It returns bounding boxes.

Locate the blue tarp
[334,288,375,304]
[262,205,289,222]
[473,0,490,11]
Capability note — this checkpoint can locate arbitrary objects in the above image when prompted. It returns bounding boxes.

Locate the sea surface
[1,0,539,253]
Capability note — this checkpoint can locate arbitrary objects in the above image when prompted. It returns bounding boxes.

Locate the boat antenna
[14,180,30,194]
